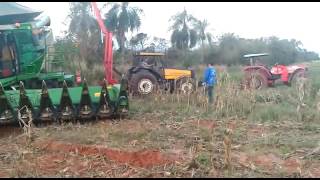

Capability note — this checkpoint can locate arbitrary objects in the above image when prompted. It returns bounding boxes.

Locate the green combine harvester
[0,2,129,125]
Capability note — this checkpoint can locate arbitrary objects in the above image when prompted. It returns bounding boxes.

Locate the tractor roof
[134,52,165,56]
[243,53,269,58]
[0,3,42,25]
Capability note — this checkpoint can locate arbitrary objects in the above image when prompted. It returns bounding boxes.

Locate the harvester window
[0,45,15,78]
[14,31,38,53]
[0,35,3,59]
[0,35,16,78]
[32,28,44,46]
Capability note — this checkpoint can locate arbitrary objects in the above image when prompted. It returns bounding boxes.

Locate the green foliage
[104,2,143,53]
[64,2,103,70]
[151,37,169,52]
[193,19,209,45]
[201,34,319,66]
[53,36,79,73]
[167,32,318,67]
[67,2,103,65]
[129,32,148,51]
[248,103,297,123]
[169,9,199,50]
[54,3,320,85]
[196,152,211,167]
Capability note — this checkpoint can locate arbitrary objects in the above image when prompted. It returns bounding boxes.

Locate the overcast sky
[17,2,320,54]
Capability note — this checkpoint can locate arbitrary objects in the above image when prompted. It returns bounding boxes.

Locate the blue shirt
[203,67,216,86]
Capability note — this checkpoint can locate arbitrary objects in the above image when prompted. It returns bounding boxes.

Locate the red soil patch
[309,168,320,177]
[0,170,10,178]
[191,120,218,130]
[247,124,268,137]
[16,152,116,177]
[35,153,67,176]
[236,152,250,167]
[235,152,281,171]
[96,120,158,133]
[252,153,282,171]
[234,152,302,175]
[34,140,175,169]
[227,120,237,131]
[282,158,301,175]
[306,163,320,177]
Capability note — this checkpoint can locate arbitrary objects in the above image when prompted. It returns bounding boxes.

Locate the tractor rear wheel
[290,70,305,86]
[245,70,268,89]
[130,71,158,96]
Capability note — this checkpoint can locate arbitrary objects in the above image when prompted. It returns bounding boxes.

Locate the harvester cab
[0,2,129,125]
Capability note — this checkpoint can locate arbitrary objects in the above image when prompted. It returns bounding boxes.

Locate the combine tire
[130,71,158,96]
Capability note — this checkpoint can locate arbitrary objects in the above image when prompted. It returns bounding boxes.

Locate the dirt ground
[0,116,320,177]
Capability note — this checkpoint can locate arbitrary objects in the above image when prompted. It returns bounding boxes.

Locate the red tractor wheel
[245,70,268,89]
[289,69,306,86]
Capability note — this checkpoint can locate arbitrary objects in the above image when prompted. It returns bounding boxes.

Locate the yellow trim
[94,93,101,97]
[164,69,192,80]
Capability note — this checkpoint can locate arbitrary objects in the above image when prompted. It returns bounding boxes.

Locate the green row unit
[0,80,129,124]
[5,85,113,108]
[0,72,75,89]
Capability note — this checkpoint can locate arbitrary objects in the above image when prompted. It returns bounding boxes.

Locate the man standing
[203,63,216,104]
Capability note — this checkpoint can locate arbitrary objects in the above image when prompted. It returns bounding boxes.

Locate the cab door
[0,34,17,78]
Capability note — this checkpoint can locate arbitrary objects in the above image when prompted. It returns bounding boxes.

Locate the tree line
[54,2,319,71]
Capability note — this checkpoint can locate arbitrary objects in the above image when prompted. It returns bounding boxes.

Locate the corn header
[0,2,129,125]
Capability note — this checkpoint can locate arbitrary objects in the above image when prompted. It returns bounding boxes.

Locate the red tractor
[242,53,307,89]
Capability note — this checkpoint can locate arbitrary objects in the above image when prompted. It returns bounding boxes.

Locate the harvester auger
[0,2,129,126]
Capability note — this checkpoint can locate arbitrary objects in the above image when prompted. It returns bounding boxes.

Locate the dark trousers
[206,85,214,103]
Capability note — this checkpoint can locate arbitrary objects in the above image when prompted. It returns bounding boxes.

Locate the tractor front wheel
[176,77,196,95]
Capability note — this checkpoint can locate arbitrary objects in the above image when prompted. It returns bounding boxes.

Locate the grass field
[0,61,320,177]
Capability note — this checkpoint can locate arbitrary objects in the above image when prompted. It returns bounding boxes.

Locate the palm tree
[206,32,214,47]
[67,2,102,66]
[193,19,212,61]
[169,9,199,50]
[104,2,143,53]
[194,19,210,48]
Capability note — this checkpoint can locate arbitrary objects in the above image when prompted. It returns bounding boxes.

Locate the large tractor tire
[245,70,268,89]
[130,71,158,96]
[289,69,306,86]
[176,77,196,95]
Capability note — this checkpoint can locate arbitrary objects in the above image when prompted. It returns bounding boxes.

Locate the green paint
[0,21,74,89]
[0,13,129,121]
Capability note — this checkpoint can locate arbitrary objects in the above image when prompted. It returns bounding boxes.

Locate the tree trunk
[201,39,204,63]
[119,30,126,63]
[119,31,126,53]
